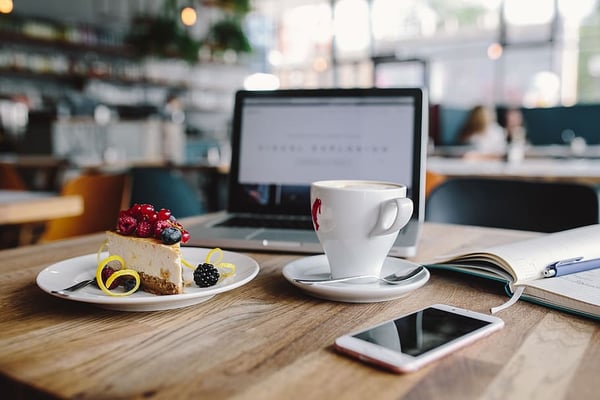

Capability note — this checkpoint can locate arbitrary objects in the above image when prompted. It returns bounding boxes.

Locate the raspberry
[117,213,137,235]
[101,267,120,289]
[193,263,220,287]
[161,226,182,245]
[136,220,153,237]
[154,219,172,238]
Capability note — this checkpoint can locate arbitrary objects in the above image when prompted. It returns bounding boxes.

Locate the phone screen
[352,307,492,356]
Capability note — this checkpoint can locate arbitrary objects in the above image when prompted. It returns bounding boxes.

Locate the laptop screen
[228,88,426,217]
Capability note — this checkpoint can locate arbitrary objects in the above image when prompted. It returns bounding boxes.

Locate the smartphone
[334,304,504,373]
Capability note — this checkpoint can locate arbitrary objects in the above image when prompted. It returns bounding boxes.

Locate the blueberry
[161,227,182,244]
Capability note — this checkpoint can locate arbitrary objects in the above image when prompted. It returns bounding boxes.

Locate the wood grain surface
[1,219,598,400]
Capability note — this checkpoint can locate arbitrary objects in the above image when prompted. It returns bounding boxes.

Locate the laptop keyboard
[216,215,314,230]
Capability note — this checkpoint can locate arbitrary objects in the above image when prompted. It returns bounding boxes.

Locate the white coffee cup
[310,180,413,279]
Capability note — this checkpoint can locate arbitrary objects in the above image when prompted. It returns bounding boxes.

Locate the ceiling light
[181,6,197,27]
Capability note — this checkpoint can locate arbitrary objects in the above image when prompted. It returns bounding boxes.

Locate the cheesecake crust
[139,272,183,295]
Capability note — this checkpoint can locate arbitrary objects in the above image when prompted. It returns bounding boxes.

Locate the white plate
[36,248,260,312]
[282,255,429,303]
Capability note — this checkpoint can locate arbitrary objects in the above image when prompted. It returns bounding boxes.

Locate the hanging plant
[126,16,201,62]
[125,0,201,63]
[203,0,250,14]
[205,18,252,53]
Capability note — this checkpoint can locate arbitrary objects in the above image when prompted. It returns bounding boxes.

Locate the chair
[39,172,130,242]
[425,177,600,232]
[0,163,27,190]
[425,170,446,197]
[129,167,205,218]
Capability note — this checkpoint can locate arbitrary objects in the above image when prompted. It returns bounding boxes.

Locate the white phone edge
[333,303,504,374]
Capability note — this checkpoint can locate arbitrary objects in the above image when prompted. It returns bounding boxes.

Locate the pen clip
[549,257,584,268]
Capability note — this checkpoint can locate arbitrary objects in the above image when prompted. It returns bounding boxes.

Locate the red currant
[128,203,143,219]
[157,208,172,221]
[181,230,190,243]
[139,204,155,220]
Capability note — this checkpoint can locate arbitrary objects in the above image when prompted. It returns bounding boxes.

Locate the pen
[543,257,600,278]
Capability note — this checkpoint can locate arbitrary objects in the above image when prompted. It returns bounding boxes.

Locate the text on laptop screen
[240,96,414,183]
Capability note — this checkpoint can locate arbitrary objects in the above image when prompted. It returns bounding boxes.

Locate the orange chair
[0,163,27,190]
[39,173,130,242]
[425,170,446,198]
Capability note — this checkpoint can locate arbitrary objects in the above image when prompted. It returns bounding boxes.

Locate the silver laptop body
[185,87,427,257]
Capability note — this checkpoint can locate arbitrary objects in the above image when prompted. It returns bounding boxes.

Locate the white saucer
[282,255,429,303]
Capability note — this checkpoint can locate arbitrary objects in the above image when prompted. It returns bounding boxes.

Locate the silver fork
[51,278,96,296]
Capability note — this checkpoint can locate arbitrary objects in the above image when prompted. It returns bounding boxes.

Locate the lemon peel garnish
[95,254,141,297]
[106,269,141,296]
[97,239,108,264]
[182,257,196,270]
[205,247,224,264]
[217,262,236,279]
[204,248,235,279]
[182,247,236,282]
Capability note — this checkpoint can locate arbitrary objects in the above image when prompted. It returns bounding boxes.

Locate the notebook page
[482,224,600,284]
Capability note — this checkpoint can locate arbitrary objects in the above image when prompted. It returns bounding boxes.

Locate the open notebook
[186,88,428,256]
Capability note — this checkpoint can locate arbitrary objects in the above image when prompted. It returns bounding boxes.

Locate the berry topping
[161,226,182,245]
[139,203,155,220]
[129,203,143,219]
[135,220,153,238]
[117,213,137,235]
[181,230,190,244]
[157,208,172,221]
[115,203,189,244]
[193,263,220,287]
[154,220,172,238]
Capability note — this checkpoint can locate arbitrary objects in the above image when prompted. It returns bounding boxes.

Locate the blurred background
[1,0,600,156]
[3,0,600,247]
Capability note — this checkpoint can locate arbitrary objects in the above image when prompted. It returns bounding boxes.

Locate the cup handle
[369,197,413,237]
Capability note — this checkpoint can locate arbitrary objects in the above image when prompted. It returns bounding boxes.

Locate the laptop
[185,87,428,257]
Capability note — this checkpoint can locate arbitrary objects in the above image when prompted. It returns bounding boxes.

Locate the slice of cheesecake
[105,230,183,295]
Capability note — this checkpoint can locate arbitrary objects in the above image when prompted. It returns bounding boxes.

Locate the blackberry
[123,278,138,292]
[194,263,220,287]
[161,227,182,245]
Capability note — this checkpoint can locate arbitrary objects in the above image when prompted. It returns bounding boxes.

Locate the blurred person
[504,107,527,145]
[458,105,506,158]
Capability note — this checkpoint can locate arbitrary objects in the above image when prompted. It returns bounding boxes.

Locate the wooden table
[0,190,83,247]
[0,190,83,225]
[427,155,600,185]
[1,219,598,399]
